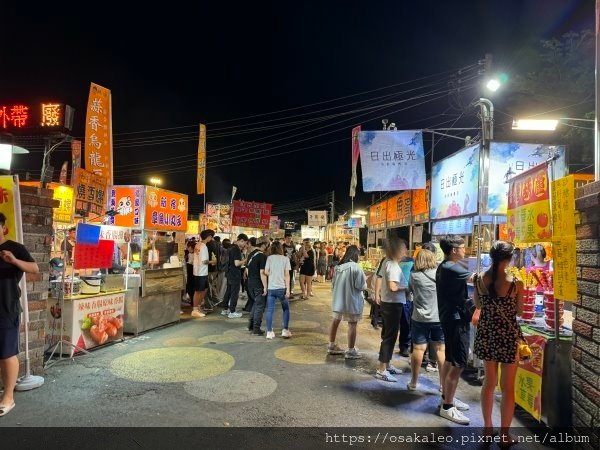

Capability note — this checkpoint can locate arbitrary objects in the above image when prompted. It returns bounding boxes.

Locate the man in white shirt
[192,230,214,318]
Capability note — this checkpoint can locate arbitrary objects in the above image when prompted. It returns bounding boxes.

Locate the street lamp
[486,79,501,92]
[150,177,162,187]
[354,209,368,216]
[512,119,559,131]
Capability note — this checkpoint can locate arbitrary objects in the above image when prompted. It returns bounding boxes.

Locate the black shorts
[194,276,209,292]
[441,319,470,368]
[0,315,20,359]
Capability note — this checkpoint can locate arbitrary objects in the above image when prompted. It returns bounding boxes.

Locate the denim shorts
[411,320,444,345]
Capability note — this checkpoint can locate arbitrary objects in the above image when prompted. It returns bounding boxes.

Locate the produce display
[81,314,124,345]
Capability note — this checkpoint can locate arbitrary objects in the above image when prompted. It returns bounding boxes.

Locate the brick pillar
[18,185,58,376]
[574,181,600,438]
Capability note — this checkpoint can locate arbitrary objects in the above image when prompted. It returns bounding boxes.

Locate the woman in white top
[264,241,292,340]
[375,237,408,382]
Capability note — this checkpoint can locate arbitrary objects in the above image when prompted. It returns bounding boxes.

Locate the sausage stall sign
[231,200,272,229]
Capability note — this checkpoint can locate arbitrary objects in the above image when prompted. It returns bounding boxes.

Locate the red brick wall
[18,185,58,375]
[574,180,600,440]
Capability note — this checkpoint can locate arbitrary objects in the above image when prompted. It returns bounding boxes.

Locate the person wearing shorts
[327,245,366,360]
[191,230,214,318]
[0,212,39,417]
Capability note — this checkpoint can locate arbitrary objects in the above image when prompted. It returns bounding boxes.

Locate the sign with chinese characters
[205,203,232,234]
[301,225,320,240]
[47,183,74,224]
[515,334,546,421]
[187,220,199,236]
[487,142,566,214]
[368,201,387,230]
[347,217,363,228]
[411,179,430,223]
[107,185,143,228]
[144,187,188,232]
[506,163,551,244]
[0,176,17,241]
[84,83,113,184]
[386,192,411,228]
[197,124,206,195]
[0,102,71,132]
[232,200,272,229]
[307,210,327,227]
[431,144,480,220]
[349,125,361,197]
[74,239,114,269]
[71,139,82,185]
[358,130,426,191]
[431,217,474,236]
[284,221,296,231]
[551,175,577,301]
[72,168,108,221]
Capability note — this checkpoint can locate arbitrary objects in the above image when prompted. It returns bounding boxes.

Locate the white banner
[301,225,320,240]
[307,210,327,226]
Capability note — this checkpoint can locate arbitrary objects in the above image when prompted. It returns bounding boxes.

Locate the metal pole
[330,191,335,224]
[596,0,600,181]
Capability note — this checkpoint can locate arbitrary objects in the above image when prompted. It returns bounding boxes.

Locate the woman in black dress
[298,240,315,299]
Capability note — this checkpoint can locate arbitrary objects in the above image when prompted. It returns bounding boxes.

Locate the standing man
[247,236,269,335]
[0,212,39,416]
[282,234,297,297]
[436,235,473,425]
[191,229,214,318]
[242,237,258,312]
[221,234,248,318]
[61,227,76,265]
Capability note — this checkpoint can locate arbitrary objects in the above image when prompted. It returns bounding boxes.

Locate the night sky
[1,0,594,222]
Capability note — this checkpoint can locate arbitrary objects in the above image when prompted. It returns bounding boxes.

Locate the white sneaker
[406,382,418,391]
[221,310,229,316]
[438,397,470,411]
[375,370,397,382]
[281,329,292,339]
[266,331,275,340]
[228,312,243,319]
[387,364,403,375]
[439,405,470,425]
[425,363,439,373]
[191,310,206,318]
[344,348,362,359]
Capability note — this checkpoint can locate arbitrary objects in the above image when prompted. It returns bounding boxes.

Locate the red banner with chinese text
[231,200,272,229]
[84,83,113,185]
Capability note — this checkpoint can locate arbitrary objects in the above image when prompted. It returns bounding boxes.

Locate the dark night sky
[1,0,594,221]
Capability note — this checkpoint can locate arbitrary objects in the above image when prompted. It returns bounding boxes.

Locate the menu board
[107,185,143,228]
[386,192,412,228]
[369,201,387,230]
[430,144,479,220]
[411,179,430,223]
[72,168,108,220]
[551,175,577,302]
[232,200,272,229]
[205,203,232,234]
[73,239,114,269]
[431,218,474,236]
[144,186,188,232]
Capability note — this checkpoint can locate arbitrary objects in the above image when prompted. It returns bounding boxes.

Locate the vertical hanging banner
[0,175,17,241]
[349,125,361,197]
[71,139,82,185]
[84,83,113,184]
[59,161,69,185]
[358,130,426,191]
[551,175,577,301]
[197,124,207,195]
[506,163,551,243]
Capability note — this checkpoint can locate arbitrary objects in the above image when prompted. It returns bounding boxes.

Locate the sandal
[0,402,15,417]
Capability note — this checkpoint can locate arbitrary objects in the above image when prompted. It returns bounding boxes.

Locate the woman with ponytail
[473,241,524,446]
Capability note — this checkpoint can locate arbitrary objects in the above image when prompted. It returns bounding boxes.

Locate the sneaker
[281,329,292,339]
[327,343,345,355]
[437,397,470,411]
[266,331,275,340]
[344,348,362,359]
[439,405,470,425]
[406,382,418,391]
[375,370,397,382]
[425,363,439,373]
[228,312,243,319]
[387,364,403,375]
[191,310,206,318]
[221,309,229,316]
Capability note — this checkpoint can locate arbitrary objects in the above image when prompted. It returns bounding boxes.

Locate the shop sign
[386,191,411,228]
[284,221,296,231]
[205,203,231,234]
[187,220,199,235]
[368,201,387,230]
[487,142,566,214]
[0,175,17,241]
[197,123,207,195]
[99,225,128,242]
[232,200,272,228]
[358,130,426,191]
[0,102,72,132]
[72,168,108,220]
[107,185,143,228]
[506,163,551,243]
[307,210,327,226]
[301,225,320,240]
[144,187,188,232]
[551,175,577,302]
[411,179,430,223]
[47,183,74,224]
[431,218,474,236]
[84,83,113,184]
[347,217,362,228]
[515,335,546,421]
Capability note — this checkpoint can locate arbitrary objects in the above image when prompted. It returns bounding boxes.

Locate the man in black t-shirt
[221,234,248,318]
[246,236,269,335]
[435,235,473,426]
[282,235,296,295]
[0,212,39,417]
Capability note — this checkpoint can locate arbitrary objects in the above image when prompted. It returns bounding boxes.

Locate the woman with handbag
[474,241,524,446]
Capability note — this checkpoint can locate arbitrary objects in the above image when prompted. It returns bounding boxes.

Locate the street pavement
[1,279,544,433]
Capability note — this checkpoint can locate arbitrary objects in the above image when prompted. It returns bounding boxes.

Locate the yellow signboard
[187,220,199,236]
[514,335,546,421]
[551,175,576,238]
[0,176,17,241]
[48,183,74,224]
[551,175,577,301]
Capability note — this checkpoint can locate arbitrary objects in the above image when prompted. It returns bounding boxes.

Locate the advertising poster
[301,225,320,240]
[551,175,577,301]
[431,217,474,236]
[107,185,143,228]
[349,125,361,197]
[231,200,272,229]
[0,175,17,241]
[358,130,426,191]
[430,144,480,220]
[411,179,430,223]
[368,201,387,230]
[144,187,188,232]
[506,163,551,243]
[386,192,411,228]
[515,335,546,421]
[48,183,74,224]
[487,142,566,214]
[197,123,207,195]
[84,83,113,184]
[307,210,328,227]
[72,168,108,220]
[347,217,363,228]
[205,203,232,234]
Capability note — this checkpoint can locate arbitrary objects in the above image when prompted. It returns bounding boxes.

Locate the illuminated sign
[0,102,72,132]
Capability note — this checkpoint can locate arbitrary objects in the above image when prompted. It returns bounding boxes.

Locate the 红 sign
[307,210,327,226]
[232,200,272,229]
[0,102,73,132]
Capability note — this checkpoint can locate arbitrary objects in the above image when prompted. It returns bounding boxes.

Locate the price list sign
[551,175,577,302]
